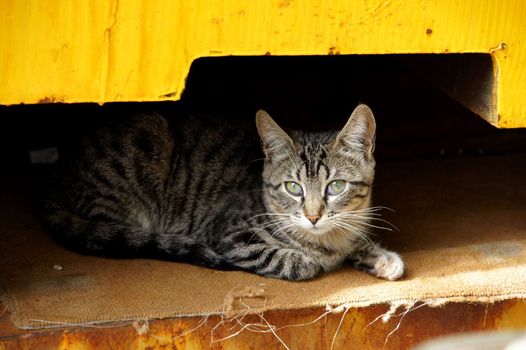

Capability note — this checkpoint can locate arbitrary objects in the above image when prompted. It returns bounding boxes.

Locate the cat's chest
[293,234,359,271]
[317,252,348,271]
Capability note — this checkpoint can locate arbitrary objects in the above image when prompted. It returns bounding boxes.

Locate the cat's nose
[306,215,320,225]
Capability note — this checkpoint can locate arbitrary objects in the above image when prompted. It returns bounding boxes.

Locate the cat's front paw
[350,247,404,281]
[370,250,404,281]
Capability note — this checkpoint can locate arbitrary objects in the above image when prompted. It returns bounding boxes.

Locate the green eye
[327,180,346,195]
[285,181,303,196]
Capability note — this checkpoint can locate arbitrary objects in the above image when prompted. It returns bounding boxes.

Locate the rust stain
[278,0,292,9]
[160,92,177,99]
[426,28,433,35]
[38,96,64,104]
[1,301,526,349]
[328,46,340,55]
[210,18,224,25]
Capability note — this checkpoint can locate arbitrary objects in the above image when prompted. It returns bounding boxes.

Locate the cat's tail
[43,206,234,270]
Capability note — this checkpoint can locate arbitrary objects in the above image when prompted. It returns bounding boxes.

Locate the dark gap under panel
[0,54,522,174]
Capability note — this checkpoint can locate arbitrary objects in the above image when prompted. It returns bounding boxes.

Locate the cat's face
[256,105,376,241]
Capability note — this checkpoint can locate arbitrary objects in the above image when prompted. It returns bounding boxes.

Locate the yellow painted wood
[1,0,525,127]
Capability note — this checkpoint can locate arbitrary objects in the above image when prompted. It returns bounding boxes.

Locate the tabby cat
[44,104,404,281]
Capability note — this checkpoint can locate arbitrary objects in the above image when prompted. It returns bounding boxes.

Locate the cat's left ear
[333,104,376,160]
[256,110,295,162]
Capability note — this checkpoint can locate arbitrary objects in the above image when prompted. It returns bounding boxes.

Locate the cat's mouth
[296,219,333,235]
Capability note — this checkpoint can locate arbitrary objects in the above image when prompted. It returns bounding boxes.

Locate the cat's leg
[225,241,322,281]
[348,245,404,281]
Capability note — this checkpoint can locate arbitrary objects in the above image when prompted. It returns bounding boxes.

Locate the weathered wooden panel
[1,1,525,127]
[2,301,526,349]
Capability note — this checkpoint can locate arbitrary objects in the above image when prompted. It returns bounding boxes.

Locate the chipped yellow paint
[135,333,172,349]
[58,333,91,350]
[133,321,205,350]
[1,0,525,127]
[495,301,526,330]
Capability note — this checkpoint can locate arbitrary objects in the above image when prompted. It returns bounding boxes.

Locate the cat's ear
[256,110,294,162]
[333,104,376,160]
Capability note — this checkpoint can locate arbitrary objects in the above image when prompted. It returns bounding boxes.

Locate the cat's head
[256,104,376,243]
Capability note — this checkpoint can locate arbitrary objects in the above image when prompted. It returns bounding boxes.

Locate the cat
[44,104,404,281]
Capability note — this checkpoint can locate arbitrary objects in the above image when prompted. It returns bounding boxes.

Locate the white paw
[371,251,404,281]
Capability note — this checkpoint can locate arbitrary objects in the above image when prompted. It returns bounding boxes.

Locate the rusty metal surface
[1,300,526,350]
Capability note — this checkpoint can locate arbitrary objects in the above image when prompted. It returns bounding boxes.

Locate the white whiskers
[327,207,398,247]
[329,221,376,248]
[243,207,397,252]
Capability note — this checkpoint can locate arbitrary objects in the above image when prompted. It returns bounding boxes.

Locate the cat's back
[47,109,263,235]
[168,112,264,230]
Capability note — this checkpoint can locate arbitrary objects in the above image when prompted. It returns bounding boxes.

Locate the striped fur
[44,104,404,281]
